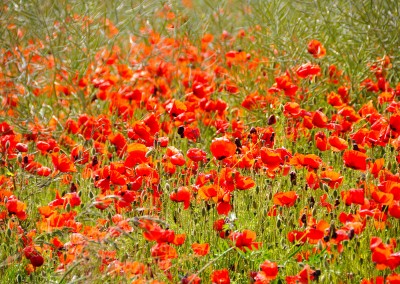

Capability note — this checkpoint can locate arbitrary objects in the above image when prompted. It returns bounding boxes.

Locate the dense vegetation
[0,0,399,283]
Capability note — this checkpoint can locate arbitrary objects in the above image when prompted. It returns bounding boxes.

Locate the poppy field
[1,0,400,283]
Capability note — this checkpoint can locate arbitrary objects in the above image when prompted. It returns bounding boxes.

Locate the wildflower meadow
[0,0,400,283]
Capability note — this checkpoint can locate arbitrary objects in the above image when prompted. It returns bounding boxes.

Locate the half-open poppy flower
[307,39,326,58]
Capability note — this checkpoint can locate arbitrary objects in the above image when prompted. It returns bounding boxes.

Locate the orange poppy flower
[319,170,343,189]
[290,153,322,170]
[192,243,210,256]
[273,191,298,206]
[307,39,326,58]
[150,243,177,261]
[51,153,77,173]
[328,136,348,151]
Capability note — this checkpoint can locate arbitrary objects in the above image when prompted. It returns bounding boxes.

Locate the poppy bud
[290,171,297,185]
[70,183,77,192]
[268,114,276,125]
[6,228,11,238]
[92,156,98,167]
[330,223,337,239]
[30,253,44,267]
[348,228,355,240]
[17,153,23,163]
[309,196,315,208]
[177,126,185,138]
[270,132,275,143]
[16,143,28,152]
[301,213,307,227]
[234,138,242,148]
[312,270,321,281]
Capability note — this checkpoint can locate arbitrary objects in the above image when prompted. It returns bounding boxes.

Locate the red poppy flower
[6,195,27,220]
[341,188,365,205]
[125,143,148,168]
[296,63,321,78]
[182,274,202,284]
[229,230,261,251]
[211,268,230,284]
[311,110,328,128]
[390,113,400,132]
[210,137,236,160]
[260,260,279,279]
[315,132,330,151]
[187,148,207,162]
[260,147,283,170]
[217,201,231,215]
[23,246,44,268]
[343,150,368,171]
[170,186,191,209]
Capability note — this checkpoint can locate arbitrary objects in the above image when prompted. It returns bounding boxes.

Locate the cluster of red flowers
[2,8,400,282]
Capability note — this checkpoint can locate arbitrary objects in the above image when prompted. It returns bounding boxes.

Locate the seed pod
[268,114,276,125]
[17,153,23,163]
